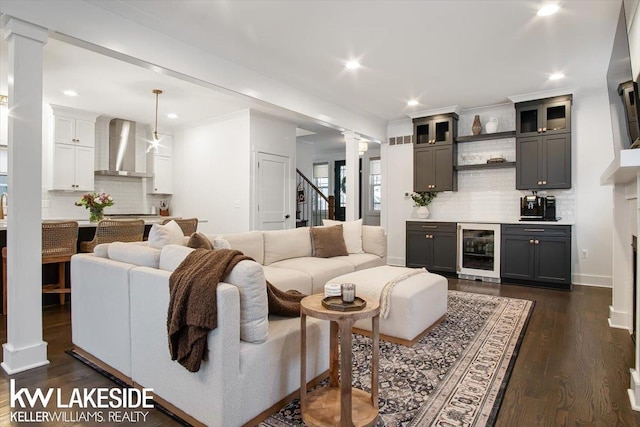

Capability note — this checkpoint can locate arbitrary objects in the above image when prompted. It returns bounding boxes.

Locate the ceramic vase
[486,117,499,133]
[472,115,482,135]
[417,206,430,219]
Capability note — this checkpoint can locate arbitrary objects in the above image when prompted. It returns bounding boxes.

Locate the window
[369,158,381,212]
[313,163,329,197]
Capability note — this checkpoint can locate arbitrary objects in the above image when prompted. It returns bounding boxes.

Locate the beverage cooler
[457,223,501,282]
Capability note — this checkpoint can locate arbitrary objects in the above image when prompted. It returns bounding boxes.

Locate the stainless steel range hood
[95,118,152,178]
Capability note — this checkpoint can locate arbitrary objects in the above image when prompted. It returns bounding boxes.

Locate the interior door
[258,152,291,230]
[333,159,362,221]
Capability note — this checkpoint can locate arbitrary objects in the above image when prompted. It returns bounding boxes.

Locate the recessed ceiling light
[407,99,419,107]
[537,3,559,16]
[345,60,361,70]
[549,72,565,80]
[63,90,78,97]
[167,113,178,119]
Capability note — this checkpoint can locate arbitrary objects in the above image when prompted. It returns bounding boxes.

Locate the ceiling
[87,0,623,122]
[0,1,625,150]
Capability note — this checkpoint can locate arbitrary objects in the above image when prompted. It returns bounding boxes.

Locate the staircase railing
[296,169,335,227]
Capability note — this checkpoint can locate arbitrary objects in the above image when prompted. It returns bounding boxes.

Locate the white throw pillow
[148,220,185,249]
[323,219,364,254]
[362,225,386,258]
[159,244,194,271]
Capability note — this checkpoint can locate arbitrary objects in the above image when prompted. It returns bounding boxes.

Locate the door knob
[529,239,534,244]
[538,128,542,133]
[285,214,291,219]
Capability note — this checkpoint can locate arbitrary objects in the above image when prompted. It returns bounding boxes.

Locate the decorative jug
[486,117,499,133]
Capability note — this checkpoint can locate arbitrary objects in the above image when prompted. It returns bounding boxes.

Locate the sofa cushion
[262,266,313,295]
[187,232,213,250]
[159,244,195,272]
[107,242,161,268]
[218,231,264,265]
[333,253,386,271]
[94,243,110,258]
[269,257,354,294]
[224,260,269,343]
[310,225,348,258]
[263,228,312,265]
[322,219,364,254]
[362,225,386,258]
[148,220,185,249]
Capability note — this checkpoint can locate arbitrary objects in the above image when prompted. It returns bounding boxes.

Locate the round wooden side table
[300,294,380,427]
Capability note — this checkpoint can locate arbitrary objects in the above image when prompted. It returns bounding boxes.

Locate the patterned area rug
[262,290,534,427]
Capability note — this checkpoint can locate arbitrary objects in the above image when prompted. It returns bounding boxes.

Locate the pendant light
[152,89,163,142]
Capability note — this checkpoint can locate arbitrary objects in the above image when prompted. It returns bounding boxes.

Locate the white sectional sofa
[71,223,386,426]
[219,225,387,295]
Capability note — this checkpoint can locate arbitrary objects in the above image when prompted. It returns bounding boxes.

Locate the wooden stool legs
[2,248,71,315]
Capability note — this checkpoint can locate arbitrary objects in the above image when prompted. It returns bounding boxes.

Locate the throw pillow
[187,232,213,250]
[310,225,348,258]
[322,219,364,254]
[148,220,185,249]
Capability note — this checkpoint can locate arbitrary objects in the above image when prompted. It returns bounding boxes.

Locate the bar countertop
[0,216,208,231]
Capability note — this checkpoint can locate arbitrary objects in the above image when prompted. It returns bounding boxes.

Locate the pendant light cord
[152,89,162,141]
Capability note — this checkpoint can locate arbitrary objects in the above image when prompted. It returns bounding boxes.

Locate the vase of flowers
[411,191,437,219]
[75,192,114,222]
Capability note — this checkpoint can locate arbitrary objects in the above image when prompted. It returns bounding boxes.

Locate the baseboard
[2,341,49,375]
[629,369,640,411]
[608,306,632,331]
[571,273,612,288]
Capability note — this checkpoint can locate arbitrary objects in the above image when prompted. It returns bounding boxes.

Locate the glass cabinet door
[542,100,571,135]
[432,117,452,145]
[516,104,541,137]
[414,119,432,145]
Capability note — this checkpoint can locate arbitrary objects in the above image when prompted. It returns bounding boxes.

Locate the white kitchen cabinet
[147,134,173,194]
[0,147,7,174]
[45,105,99,191]
[54,115,95,147]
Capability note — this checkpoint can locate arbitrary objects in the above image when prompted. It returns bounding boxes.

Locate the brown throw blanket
[168,248,305,372]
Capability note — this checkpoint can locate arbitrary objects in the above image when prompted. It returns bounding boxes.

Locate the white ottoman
[328,266,448,343]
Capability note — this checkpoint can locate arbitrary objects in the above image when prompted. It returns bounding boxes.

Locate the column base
[608,305,631,331]
[2,341,49,375]
[629,369,640,411]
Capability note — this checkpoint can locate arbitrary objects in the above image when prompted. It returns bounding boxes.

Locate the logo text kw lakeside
[10,379,154,409]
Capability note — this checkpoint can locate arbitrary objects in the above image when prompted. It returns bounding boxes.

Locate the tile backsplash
[43,176,170,220]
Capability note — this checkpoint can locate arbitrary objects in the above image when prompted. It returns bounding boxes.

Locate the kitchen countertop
[0,216,208,230]
[406,218,576,226]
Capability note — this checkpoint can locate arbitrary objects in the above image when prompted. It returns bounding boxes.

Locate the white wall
[382,93,615,286]
[573,86,615,286]
[296,140,315,180]
[172,110,251,234]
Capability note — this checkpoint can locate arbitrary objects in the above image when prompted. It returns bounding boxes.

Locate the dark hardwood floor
[1,280,639,426]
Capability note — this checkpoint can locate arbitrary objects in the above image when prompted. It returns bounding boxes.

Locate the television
[607,4,640,150]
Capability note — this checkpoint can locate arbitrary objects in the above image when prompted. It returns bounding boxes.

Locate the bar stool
[2,221,79,314]
[80,219,145,253]
[161,218,198,236]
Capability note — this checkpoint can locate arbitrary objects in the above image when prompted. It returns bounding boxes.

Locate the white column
[1,17,49,375]
[343,131,360,221]
[609,185,633,330]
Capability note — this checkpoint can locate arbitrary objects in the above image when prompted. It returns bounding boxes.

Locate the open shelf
[455,161,516,171]
[455,131,516,143]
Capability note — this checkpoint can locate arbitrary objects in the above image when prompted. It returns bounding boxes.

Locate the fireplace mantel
[601,149,640,186]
